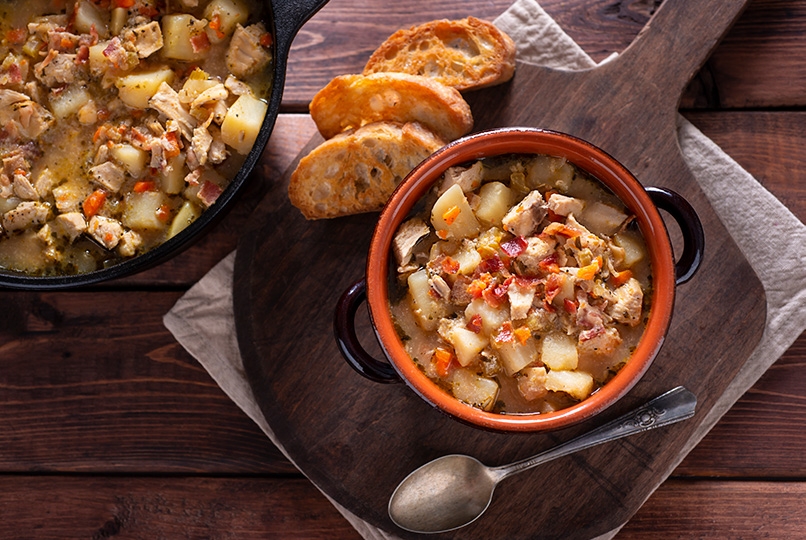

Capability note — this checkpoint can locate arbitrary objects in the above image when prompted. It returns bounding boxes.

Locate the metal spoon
[388,386,697,534]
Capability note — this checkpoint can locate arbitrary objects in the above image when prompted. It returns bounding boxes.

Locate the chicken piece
[439,161,483,195]
[190,125,213,167]
[34,51,85,86]
[393,217,430,271]
[578,326,622,357]
[547,193,585,217]
[502,190,547,237]
[517,366,549,401]
[2,201,49,231]
[0,91,54,141]
[226,23,272,79]
[190,83,228,110]
[13,172,39,200]
[149,82,197,139]
[88,215,124,250]
[606,277,644,326]
[514,236,557,275]
[101,37,140,71]
[53,212,87,241]
[207,129,228,164]
[118,229,143,257]
[224,75,254,97]
[89,161,126,193]
[126,21,164,58]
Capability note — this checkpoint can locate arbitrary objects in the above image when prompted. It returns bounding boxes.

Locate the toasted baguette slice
[363,17,516,91]
[309,72,473,141]
[288,122,446,220]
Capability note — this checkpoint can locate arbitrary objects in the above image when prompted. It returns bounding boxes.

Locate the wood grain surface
[233,0,769,538]
[1,0,805,538]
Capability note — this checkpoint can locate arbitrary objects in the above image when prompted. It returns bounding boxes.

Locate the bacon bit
[6,28,26,45]
[434,347,456,378]
[538,253,560,274]
[441,256,460,275]
[467,275,490,298]
[259,32,273,48]
[436,229,448,240]
[478,254,503,274]
[609,269,634,287]
[513,326,531,345]
[156,204,171,222]
[442,205,461,225]
[133,180,156,193]
[466,314,483,334]
[564,298,578,314]
[500,236,528,258]
[75,44,90,64]
[190,32,211,54]
[482,279,510,309]
[83,189,107,218]
[494,322,514,344]
[7,62,22,84]
[197,180,223,207]
[208,14,226,40]
[577,257,602,280]
[96,108,110,122]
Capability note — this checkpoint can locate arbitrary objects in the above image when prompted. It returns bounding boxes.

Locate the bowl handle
[334,279,401,384]
[646,187,705,285]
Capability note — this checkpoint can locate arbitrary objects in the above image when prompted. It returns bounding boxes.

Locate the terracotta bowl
[335,127,704,432]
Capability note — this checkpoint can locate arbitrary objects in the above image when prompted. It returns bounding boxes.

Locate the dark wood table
[2,0,805,537]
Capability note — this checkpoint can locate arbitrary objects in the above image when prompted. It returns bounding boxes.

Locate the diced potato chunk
[162,14,208,61]
[168,200,201,239]
[545,370,594,401]
[116,68,175,109]
[88,42,112,76]
[496,337,538,376]
[122,192,169,230]
[442,323,488,367]
[220,94,267,155]
[49,85,91,119]
[407,269,450,331]
[161,154,187,195]
[431,184,480,240]
[578,201,628,236]
[452,240,481,274]
[474,181,513,226]
[541,332,579,371]
[74,0,109,38]
[204,0,250,41]
[110,144,148,178]
[613,230,646,269]
[449,368,499,411]
[527,155,574,191]
[465,298,508,336]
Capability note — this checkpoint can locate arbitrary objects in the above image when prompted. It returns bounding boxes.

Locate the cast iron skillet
[0,0,330,289]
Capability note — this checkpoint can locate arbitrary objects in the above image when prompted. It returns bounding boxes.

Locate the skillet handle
[271,0,330,54]
[334,279,401,384]
[646,187,705,285]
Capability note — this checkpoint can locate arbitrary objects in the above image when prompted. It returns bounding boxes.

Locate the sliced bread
[363,17,516,91]
[288,121,446,220]
[309,72,473,141]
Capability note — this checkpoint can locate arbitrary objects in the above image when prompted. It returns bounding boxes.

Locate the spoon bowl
[388,386,697,534]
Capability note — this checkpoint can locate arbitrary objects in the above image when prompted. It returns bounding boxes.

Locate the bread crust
[309,72,473,141]
[363,17,516,91]
[288,122,446,220]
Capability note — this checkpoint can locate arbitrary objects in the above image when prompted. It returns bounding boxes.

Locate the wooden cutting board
[233,1,767,538]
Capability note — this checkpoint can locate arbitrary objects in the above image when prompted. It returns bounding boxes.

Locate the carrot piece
[434,347,456,378]
[82,190,107,218]
[133,181,156,193]
[609,269,634,287]
[442,205,461,225]
[513,326,531,345]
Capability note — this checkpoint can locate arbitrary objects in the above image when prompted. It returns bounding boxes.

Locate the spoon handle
[492,386,697,482]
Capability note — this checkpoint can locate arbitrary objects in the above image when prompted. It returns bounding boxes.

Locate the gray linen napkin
[163,1,806,538]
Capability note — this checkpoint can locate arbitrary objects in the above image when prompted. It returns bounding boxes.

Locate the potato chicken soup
[0,0,272,275]
[390,154,652,414]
